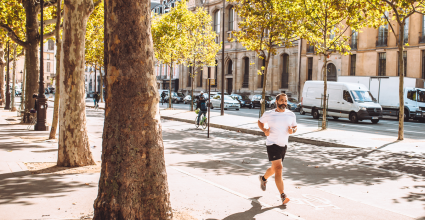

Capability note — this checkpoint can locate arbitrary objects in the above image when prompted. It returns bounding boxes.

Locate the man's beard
[278,103,287,110]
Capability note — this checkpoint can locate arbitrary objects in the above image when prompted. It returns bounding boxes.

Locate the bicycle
[195,115,208,130]
[94,102,99,110]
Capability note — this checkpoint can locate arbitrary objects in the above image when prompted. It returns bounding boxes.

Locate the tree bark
[57,0,96,167]
[169,63,173,108]
[100,66,104,102]
[260,52,270,117]
[93,0,172,218]
[322,54,328,129]
[49,0,62,140]
[22,0,41,120]
[11,44,17,111]
[20,51,26,110]
[0,42,5,106]
[398,22,404,140]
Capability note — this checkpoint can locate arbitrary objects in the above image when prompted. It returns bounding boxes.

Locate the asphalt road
[166,102,425,140]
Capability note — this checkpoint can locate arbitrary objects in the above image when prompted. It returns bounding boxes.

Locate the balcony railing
[420,32,425,43]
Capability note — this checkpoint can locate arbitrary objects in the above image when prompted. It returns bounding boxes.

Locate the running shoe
[281,193,290,205]
[259,175,267,191]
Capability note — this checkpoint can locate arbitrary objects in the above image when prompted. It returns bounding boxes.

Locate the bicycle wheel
[195,116,199,128]
[201,118,207,130]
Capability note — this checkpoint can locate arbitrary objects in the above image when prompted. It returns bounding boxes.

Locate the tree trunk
[100,66,104,102]
[169,63,173,108]
[0,42,5,106]
[11,44,17,111]
[20,51,26,110]
[191,67,194,111]
[49,0,62,140]
[93,0,172,218]
[22,1,41,121]
[57,0,96,167]
[94,65,97,93]
[397,22,405,140]
[322,54,328,129]
[260,53,270,117]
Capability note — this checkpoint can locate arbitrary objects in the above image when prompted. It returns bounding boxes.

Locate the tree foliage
[229,0,300,115]
[85,1,104,68]
[295,0,370,129]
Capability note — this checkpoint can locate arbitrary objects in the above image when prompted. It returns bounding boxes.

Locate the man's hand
[288,126,297,134]
[264,128,270,136]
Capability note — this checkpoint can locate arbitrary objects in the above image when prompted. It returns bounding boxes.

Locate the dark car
[230,94,252,108]
[250,94,273,108]
[172,92,185,103]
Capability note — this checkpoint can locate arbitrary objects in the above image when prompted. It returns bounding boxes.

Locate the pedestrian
[196,92,207,125]
[257,93,297,205]
[30,93,38,113]
[161,91,166,105]
[93,92,98,108]
[95,92,100,109]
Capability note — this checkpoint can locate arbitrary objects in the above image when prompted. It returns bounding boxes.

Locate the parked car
[230,94,252,108]
[250,94,273,108]
[183,95,193,104]
[210,95,240,110]
[171,92,185,103]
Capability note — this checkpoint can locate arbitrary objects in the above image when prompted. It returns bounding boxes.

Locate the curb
[160,116,358,149]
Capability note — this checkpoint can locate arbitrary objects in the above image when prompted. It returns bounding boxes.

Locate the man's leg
[197,110,202,125]
[264,160,284,194]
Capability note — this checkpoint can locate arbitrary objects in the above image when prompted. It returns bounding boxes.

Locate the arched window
[327,63,337,81]
[227,60,233,75]
[214,10,221,42]
[281,54,289,88]
[242,57,249,88]
[228,6,234,31]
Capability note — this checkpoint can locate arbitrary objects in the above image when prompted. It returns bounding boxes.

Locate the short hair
[275,93,287,101]
[33,93,38,98]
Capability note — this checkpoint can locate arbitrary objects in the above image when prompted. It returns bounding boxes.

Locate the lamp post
[220,0,225,116]
[4,41,11,110]
[35,0,49,131]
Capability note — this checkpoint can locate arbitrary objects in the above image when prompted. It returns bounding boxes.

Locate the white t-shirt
[259,109,297,147]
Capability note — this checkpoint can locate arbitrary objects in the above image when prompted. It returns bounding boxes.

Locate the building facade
[300,13,425,95]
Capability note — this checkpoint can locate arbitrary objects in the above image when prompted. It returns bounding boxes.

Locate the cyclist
[196,93,207,125]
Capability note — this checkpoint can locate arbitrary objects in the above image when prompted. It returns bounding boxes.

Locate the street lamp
[35,0,49,131]
[220,0,225,116]
[4,41,11,110]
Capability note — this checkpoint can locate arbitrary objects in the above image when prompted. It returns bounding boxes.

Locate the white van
[301,81,383,123]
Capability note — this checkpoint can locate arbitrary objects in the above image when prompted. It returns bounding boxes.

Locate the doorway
[327,63,337,81]
[227,78,233,94]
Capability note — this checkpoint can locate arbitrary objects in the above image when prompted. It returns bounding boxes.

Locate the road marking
[167,165,304,220]
[277,194,341,210]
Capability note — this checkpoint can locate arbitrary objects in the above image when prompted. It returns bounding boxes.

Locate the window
[259,58,265,88]
[421,15,425,43]
[397,51,407,76]
[47,62,50,72]
[227,60,233,75]
[48,40,54,50]
[187,66,192,87]
[343,90,353,103]
[351,30,358,50]
[228,6,234,31]
[212,60,218,88]
[242,57,249,88]
[378,52,386,76]
[307,43,314,53]
[377,25,388,47]
[350,54,356,76]
[403,17,409,45]
[159,6,163,14]
[422,51,425,79]
[198,68,203,87]
[307,57,313,80]
[407,90,417,101]
[281,54,289,88]
[46,54,50,60]
[214,10,221,42]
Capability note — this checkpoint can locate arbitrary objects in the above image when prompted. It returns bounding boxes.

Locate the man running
[257,93,297,205]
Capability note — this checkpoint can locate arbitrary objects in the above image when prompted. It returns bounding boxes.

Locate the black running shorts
[266,144,287,161]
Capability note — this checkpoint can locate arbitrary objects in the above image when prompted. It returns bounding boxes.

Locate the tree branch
[42,23,63,40]
[0,23,28,48]
[94,0,102,7]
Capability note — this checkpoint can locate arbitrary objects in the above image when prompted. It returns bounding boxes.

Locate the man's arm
[258,120,270,136]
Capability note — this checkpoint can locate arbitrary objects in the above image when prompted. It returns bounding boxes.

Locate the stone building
[178,0,301,99]
[300,13,425,94]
